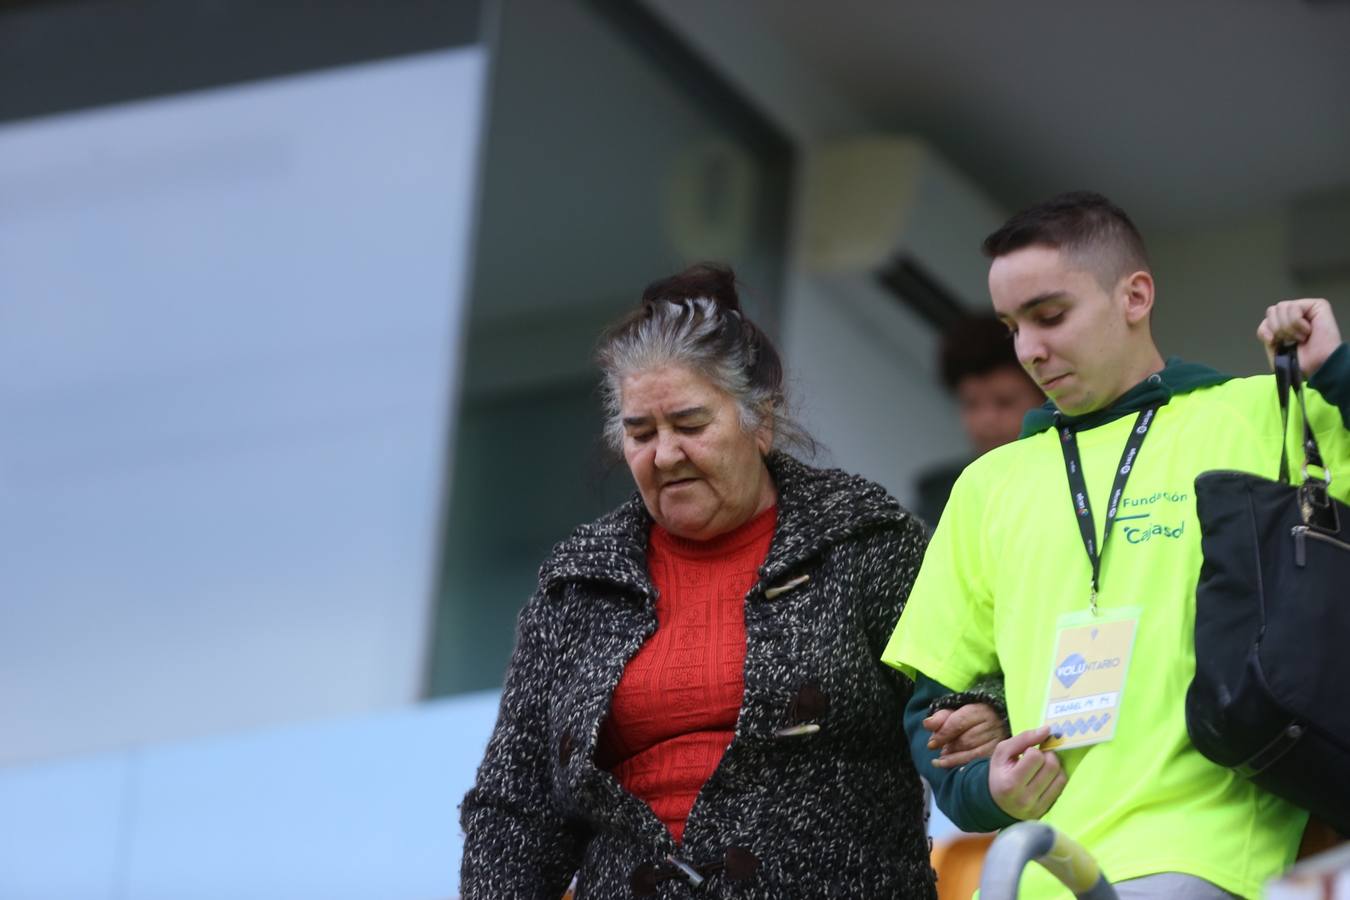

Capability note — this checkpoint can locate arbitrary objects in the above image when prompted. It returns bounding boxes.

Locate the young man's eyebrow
[1014,292,1067,315]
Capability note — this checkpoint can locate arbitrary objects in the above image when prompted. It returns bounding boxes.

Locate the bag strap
[1275,350,1292,483]
[1274,345,1328,486]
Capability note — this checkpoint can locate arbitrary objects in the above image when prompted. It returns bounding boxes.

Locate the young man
[914,315,1044,528]
[883,192,1350,899]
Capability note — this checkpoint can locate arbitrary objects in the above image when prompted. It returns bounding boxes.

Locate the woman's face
[619,364,774,541]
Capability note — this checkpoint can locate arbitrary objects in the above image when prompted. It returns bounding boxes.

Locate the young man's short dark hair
[981,191,1150,290]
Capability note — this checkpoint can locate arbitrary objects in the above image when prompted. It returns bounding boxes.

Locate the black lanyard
[1057,405,1160,614]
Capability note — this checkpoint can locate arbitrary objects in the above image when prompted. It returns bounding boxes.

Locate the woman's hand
[923,702,1010,769]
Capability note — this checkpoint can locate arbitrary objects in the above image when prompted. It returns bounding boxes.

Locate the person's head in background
[939,315,1044,456]
[983,191,1163,416]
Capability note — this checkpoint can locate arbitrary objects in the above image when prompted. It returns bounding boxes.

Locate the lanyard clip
[1089,587,1099,617]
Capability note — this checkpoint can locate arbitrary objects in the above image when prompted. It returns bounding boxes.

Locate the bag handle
[1274,345,1329,486]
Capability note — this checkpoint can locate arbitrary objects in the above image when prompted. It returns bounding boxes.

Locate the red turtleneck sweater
[597,505,776,844]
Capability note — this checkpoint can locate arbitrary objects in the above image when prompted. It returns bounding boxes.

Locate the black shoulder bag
[1186,348,1350,833]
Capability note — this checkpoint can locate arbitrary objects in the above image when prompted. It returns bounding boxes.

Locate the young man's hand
[988,726,1067,820]
[924,703,1009,769]
[1258,298,1342,377]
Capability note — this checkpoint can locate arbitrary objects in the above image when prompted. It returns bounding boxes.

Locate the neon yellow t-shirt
[883,374,1350,900]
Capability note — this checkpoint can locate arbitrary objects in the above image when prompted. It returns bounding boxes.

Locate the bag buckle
[1300,480,1340,532]
[1302,462,1333,487]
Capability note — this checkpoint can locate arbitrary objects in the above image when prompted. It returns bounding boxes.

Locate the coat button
[558,732,575,765]
[789,683,829,722]
[723,846,760,881]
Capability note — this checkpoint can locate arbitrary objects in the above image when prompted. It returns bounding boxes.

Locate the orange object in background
[932,833,996,900]
[1300,817,1347,859]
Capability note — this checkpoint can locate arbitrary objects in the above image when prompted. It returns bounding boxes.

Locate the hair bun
[640,262,741,314]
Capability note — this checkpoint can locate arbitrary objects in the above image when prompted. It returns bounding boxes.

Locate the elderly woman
[459,265,996,899]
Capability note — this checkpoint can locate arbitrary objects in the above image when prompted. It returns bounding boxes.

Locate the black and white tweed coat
[459,453,936,899]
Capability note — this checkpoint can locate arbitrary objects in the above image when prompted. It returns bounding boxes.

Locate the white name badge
[1041,606,1141,751]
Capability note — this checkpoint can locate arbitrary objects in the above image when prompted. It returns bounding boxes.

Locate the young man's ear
[1121,270,1155,325]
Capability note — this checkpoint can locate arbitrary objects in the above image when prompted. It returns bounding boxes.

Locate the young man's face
[989,244,1133,416]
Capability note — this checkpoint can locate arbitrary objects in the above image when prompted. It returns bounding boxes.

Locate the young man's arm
[905,672,1018,833]
[1309,342,1350,427]
[906,673,1069,829]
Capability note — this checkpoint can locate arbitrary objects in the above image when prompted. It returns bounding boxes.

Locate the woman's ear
[755,413,775,455]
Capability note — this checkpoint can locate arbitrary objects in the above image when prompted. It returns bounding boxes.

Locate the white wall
[1149,207,1350,377]
[0,48,487,766]
[0,692,501,900]
[783,139,1007,512]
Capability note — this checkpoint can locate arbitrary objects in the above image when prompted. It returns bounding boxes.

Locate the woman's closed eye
[628,424,705,443]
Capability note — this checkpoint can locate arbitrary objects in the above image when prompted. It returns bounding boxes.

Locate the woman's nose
[653,431,685,468]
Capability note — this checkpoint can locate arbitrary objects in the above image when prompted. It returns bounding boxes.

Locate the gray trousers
[1111,873,1244,900]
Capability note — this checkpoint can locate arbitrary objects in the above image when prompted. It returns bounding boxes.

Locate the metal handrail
[978,822,1116,900]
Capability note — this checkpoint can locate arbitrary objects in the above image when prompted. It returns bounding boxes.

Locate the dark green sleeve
[906,672,1019,833]
[1309,342,1350,429]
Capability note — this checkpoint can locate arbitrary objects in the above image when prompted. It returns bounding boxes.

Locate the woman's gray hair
[595,264,814,455]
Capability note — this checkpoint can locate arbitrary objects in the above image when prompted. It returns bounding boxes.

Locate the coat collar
[538,452,905,597]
